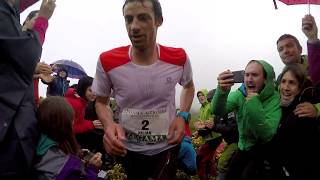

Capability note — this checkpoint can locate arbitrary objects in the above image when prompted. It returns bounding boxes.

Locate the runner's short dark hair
[122,0,163,20]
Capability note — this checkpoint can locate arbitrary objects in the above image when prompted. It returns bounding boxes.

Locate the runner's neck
[131,44,159,66]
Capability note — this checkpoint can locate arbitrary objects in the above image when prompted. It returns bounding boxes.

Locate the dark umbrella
[274,0,320,13]
[50,59,87,79]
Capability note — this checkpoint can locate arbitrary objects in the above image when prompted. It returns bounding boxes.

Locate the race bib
[121,108,170,145]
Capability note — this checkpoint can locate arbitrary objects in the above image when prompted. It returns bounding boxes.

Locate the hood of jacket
[36,134,57,156]
[197,89,209,105]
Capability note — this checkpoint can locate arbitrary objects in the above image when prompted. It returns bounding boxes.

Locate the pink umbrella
[274,0,320,14]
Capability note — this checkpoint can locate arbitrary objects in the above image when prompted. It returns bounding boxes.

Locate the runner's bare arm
[95,96,126,156]
[95,96,113,126]
[180,80,195,112]
[168,80,195,144]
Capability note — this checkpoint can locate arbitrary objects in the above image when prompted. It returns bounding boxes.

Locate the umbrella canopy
[274,0,320,13]
[279,0,320,5]
[51,59,87,79]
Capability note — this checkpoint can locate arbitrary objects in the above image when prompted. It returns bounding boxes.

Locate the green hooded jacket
[197,89,212,121]
[211,60,281,151]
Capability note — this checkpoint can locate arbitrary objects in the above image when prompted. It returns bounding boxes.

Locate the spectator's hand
[35,62,52,75]
[205,120,214,129]
[294,102,317,118]
[39,73,54,83]
[33,74,41,79]
[217,70,234,92]
[194,121,205,130]
[246,90,258,101]
[38,0,56,20]
[93,120,103,129]
[168,117,185,144]
[302,14,318,42]
[192,131,199,138]
[88,152,103,169]
[103,122,126,156]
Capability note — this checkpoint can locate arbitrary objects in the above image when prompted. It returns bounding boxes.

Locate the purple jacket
[35,146,98,180]
[307,40,320,86]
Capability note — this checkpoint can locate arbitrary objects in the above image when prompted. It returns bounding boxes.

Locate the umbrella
[50,59,87,79]
[274,0,320,14]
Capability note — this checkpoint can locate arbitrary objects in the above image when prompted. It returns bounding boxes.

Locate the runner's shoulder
[99,46,130,72]
[159,44,187,66]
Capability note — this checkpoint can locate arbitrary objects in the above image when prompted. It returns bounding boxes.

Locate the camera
[232,70,245,83]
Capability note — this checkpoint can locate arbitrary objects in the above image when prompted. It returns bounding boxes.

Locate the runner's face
[277,38,302,65]
[123,1,162,50]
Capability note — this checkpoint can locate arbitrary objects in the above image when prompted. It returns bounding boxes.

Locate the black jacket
[0,0,41,168]
[274,89,320,179]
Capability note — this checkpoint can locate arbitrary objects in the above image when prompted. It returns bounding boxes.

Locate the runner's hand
[103,122,127,156]
[167,117,185,144]
[302,14,318,41]
[217,70,234,92]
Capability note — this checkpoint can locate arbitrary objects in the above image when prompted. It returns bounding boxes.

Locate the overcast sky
[21,0,320,111]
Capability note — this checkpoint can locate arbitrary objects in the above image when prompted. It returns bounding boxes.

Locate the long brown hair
[279,64,312,91]
[38,96,80,155]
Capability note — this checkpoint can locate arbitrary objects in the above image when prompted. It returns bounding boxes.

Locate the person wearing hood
[212,60,281,180]
[0,0,55,178]
[195,89,222,180]
[43,68,70,96]
[64,76,103,147]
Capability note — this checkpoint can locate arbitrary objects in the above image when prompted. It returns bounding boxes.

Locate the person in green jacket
[195,89,222,180]
[212,60,281,180]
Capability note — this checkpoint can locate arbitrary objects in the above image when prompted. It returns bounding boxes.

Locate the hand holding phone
[82,149,95,162]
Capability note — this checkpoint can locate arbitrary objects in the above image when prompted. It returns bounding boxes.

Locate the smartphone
[232,70,245,83]
[82,150,95,162]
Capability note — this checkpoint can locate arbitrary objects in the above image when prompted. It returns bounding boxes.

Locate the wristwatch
[177,111,191,123]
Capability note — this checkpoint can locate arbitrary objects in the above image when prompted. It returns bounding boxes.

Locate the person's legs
[217,143,238,180]
[149,145,180,180]
[121,146,180,180]
[225,150,253,180]
[197,143,216,180]
[121,150,149,180]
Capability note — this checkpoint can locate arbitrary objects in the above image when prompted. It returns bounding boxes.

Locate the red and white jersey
[92,44,193,155]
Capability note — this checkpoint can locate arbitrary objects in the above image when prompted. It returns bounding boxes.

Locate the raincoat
[212,60,281,151]
[198,89,212,120]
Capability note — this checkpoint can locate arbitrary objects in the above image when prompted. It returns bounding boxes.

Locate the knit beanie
[76,76,93,100]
